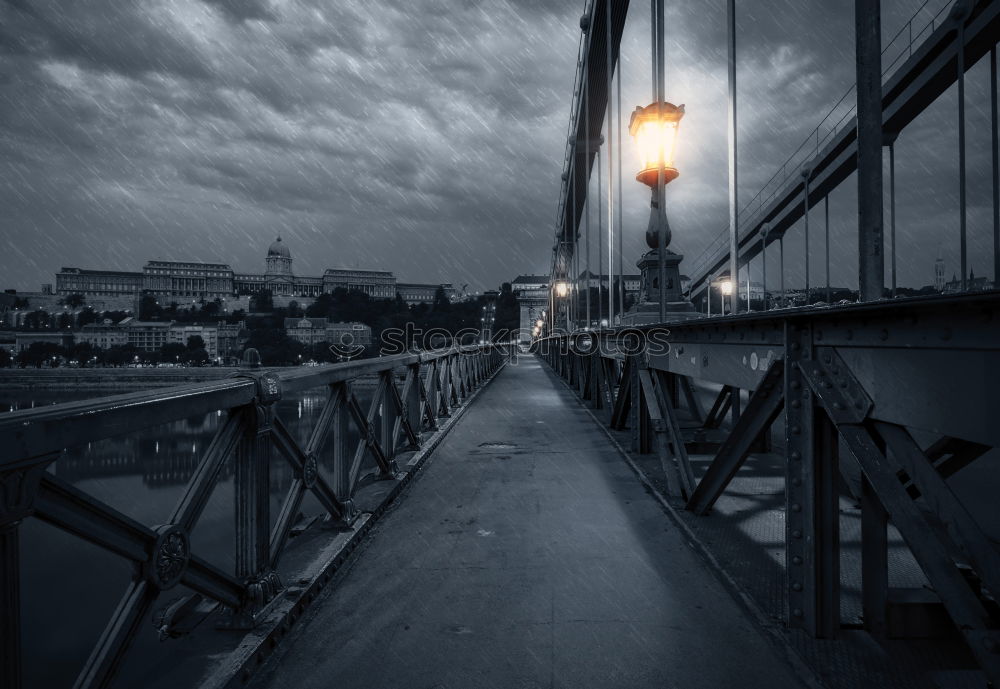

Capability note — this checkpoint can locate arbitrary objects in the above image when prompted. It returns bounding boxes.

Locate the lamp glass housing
[629,102,684,187]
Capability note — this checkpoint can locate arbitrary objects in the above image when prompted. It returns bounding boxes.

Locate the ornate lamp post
[621,101,695,324]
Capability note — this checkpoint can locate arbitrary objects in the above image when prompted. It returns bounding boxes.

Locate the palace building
[54,237,451,306]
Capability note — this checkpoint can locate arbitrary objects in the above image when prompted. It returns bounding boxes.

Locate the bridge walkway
[252,355,802,689]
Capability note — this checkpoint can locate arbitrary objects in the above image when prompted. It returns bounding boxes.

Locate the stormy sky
[0,0,996,294]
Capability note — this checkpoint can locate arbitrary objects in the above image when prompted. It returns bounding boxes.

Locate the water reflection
[2,384,373,688]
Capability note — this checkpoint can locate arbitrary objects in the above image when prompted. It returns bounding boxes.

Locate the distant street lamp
[716,277,734,315]
[552,280,570,332]
[707,275,734,316]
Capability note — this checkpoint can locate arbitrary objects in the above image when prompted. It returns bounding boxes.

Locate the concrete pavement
[252,355,804,689]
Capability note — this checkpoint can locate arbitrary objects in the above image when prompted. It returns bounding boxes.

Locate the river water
[1,385,371,688]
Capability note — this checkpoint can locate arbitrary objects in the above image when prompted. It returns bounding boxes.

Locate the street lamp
[629,101,686,323]
[717,278,733,315]
[630,102,684,250]
[554,281,569,298]
[708,276,733,316]
[629,101,684,190]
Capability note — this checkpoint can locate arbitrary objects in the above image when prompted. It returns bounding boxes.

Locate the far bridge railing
[0,344,509,689]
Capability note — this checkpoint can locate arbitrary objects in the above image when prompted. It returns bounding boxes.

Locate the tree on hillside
[432,286,451,312]
[22,310,51,330]
[64,293,86,308]
[77,308,98,327]
[161,342,187,362]
[185,335,209,365]
[99,344,141,367]
[242,328,305,365]
[69,342,98,366]
[251,290,274,313]
[200,299,221,317]
[139,294,163,320]
[17,342,63,368]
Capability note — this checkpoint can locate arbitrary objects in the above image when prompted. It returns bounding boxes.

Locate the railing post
[630,354,650,453]
[0,521,20,689]
[861,474,888,637]
[0,464,45,689]
[330,383,354,514]
[406,363,422,448]
[438,356,451,418]
[229,372,282,628]
[380,371,396,461]
[784,323,840,638]
[425,360,439,430]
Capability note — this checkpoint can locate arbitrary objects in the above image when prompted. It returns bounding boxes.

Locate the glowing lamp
[554,281,569,298]
[629,102,684,187]
[718,279,733,296]
[536,319,544,328]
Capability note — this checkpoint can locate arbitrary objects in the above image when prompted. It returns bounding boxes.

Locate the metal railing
[531,292,1000,684]
[0,344,508,689]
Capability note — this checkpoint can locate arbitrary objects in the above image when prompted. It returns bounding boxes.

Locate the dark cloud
[0,0,993,296]
[0,1,212,80]
[201,0,275,24]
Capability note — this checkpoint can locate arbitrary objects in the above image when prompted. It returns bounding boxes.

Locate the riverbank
[0,366,339,390]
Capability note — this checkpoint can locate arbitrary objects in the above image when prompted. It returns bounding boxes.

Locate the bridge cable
[726,0,739,313]
[606,0,615,327]
[585,26,592,330]
[597,119,604,327]
[617,43,625,321]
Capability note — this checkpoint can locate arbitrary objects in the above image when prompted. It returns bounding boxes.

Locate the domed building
[266,236,292,277]
[56,236,460,317]
[262,236,298,297]
[234,236,324,300]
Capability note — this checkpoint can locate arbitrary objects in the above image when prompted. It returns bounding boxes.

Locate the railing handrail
[0,341,511,689]
[0,344,496,469]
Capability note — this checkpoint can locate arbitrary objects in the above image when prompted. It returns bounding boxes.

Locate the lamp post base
[620,249,698,325]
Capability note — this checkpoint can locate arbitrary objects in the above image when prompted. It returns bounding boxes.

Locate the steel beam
[686,360,784,515]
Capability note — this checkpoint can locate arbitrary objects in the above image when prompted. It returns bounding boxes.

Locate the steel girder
[535,291,1000,682]
[0,346,509,689]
